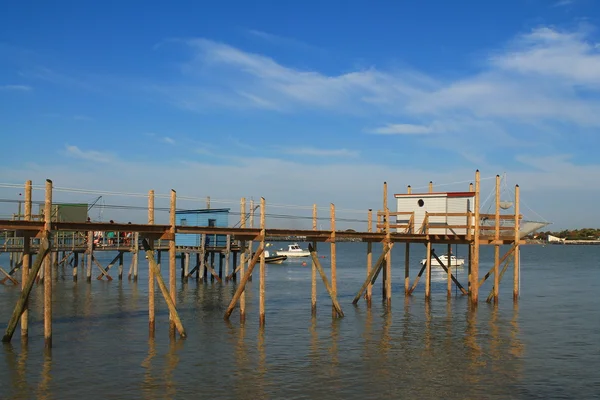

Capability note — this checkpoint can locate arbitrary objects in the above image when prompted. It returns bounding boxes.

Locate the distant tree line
[534,229,600,240]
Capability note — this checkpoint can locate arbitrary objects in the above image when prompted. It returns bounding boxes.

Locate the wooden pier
[1,170,524,347]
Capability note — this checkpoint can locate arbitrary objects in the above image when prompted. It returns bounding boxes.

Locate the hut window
[418,199,425,207]
[180,218,187,226]
[208,219,216,227]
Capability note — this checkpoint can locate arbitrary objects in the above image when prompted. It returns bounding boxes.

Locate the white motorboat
[420,254,465,267]
[277,243,310,258]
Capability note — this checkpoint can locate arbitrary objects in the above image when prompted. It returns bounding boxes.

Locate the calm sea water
[0,243,598,399]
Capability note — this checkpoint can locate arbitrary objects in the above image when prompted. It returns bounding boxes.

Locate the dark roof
[175,208,230,214]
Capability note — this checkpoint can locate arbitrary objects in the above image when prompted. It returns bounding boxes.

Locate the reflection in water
[141,338,157,400]
[37,350,52,400]
[164,340,182,399]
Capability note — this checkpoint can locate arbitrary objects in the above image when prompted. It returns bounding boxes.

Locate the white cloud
[0,84,32,91]
[367,123,433,135]
[64,145,115,163]
[163,136,175,145]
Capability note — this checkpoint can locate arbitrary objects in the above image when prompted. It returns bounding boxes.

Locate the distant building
[39,203,88,222]
[394,192,474,234]
[175,208,230,247]
[547,234,565,244]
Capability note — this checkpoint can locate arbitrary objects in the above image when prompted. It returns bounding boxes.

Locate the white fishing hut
[394,191,475,234]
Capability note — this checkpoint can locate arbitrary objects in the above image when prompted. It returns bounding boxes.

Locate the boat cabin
[394,191,475,235]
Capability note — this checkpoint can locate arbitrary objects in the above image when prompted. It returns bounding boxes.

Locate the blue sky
[1,0,600,229]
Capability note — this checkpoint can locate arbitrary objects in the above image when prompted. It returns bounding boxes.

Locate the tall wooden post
[225,235,231,278]
[21,180,32,340]
[239,198,246,322]
[248,200,255,282]
[259,198,266,326]
[86,231,93,281]
[429,181,433,193]
[471,170,481,305]
[73,252,79,281]
[493,175,500,304]
[44,179,52,348]
[330,203,337,317]
[382,182,389,301]
[425,241,431,299]
[366,209,372,306]
[169,189,176,337]
[405,184,411,295]
[513,185,520,302]
[311,204,317,314]
[148,189,155,337]
[385,206,391,307]
[447,243,452,298]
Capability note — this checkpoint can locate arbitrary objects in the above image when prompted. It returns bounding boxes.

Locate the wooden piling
[429,181,433,193]
[73,252,79,281]
[471,170,481,305]
[259,198,266,326]
[425,241,431,300]
[366,209,372,306]
[309,244,344,317]
[330,203,337,318]
[382,182,388,300]
[224,248,264,320]
[405,185,411,296]
[86,231,93,282]
[385,206,391,307]
[248,199,255,282]
[141,240,186,338]
[312,204,317,314]
[44,179,52,349]
[493,175,500,304]
[513,185,520,302]
[148,189,155,338]
[447,244,452,298]
[118,252,124,280]
[225,235,231,278]
[2,238,50,343]
[239,198,246,323]
[169,189,176,337]
[20,180,32,339]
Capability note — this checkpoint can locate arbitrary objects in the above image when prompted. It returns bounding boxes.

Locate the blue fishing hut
[175,208,230,247]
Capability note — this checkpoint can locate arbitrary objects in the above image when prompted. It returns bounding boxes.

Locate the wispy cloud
[163,136,175,145]
[280,146,359,157]
[552,0,573,7]
[64,145,115,163]
[367,123,433,135]
[0,84,32,91]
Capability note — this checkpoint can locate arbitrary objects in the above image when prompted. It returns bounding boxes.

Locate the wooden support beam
[471,170,481,305]
[385,206,391,307]
[514,185,520,302]
[478,244,516,287]
[95,252,122,280]
[494,174,500,304]
[430,249,468,295]
[141,239,186,338]
[486,252,514,303]
[259,198,266,326]
[239,198,246,322]
[73,252,79,281]
[447,244,452,298]
[0,267,18,285]
[224,247,264,320]
[21,180,32,340]
[425,241,431,299]
[2,238,50,343]
[308,244,343,317]
[148,189,155,337]
[408,262,427,295]
[169,190,176,337]
[91,255,113,280]
[312,204,317,314]
[366,209,372,307]
[330,203,337,317]
[86,231,93,282]
[352,244,391,304]
[43,179,52,349]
